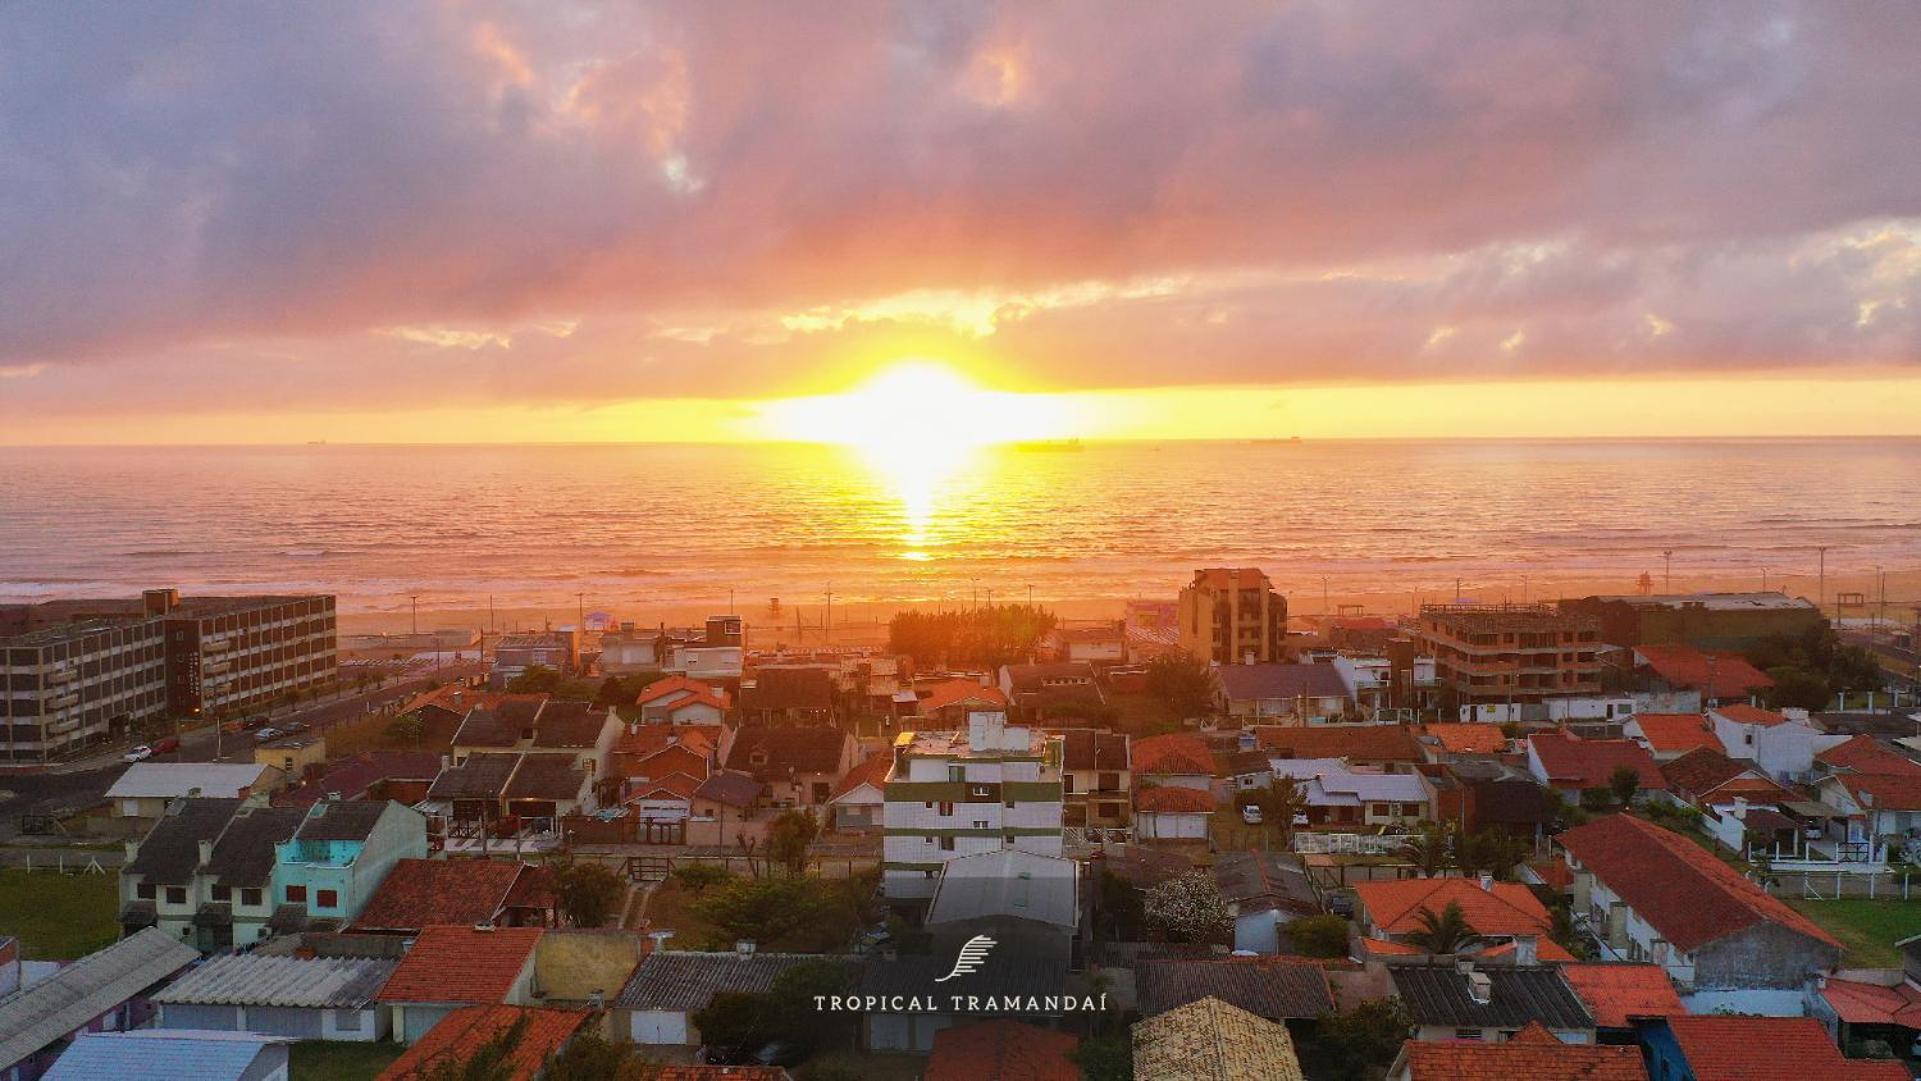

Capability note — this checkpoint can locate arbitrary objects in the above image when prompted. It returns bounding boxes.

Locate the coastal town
[0,571,1918,1079]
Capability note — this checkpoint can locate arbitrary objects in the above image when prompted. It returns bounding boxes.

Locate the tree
[1143,871,1232,945]
[1144,653,1217,720]
[1287,914,1353,958]
[767,809,820,875]
[507,665,562,694]
[1073,1033,1133,1081]
[1094,869,1146,941]
[1400,822,1455,878]
[384,712,425,746]
[1579,786,1614,812]
[1404,901,1479,955]
[1456,828,1529,881]
[1300,998,1414,1081]
[887,605,1058,669]
[672,863,732,896]
[768,959,856,1055]
[691,991,775,1051]
[693,875,872,952]
[1608,764,1642,806]
[551,860,627,928]
[540,1028,663,1081]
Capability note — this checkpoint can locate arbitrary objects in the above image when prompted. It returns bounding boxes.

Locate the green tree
[551,859,627,928]
[1456,828,1529,881]
[1579,786,1614,812]
[694,875,868,951]
[1400,822,1455,878]
[1287,913,1353,958]
[767,809,821,875]
[1073,1032,1134,1081]
[1094,869,1145,941]
[768,959,856,1055]
[1608,764,1642,806]
[1144,652,1217,720]
[887,605,1058,669]
[1300,998,1413,1081]
[691,991,775,1051]
[507,665,562,694]
[384,712,425,746]
[1404,901,1479,954]
[540,1028,663,1081]
[672,862,732,896]
[1143,871,1232,945]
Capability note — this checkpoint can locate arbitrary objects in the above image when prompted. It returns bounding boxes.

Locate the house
[1442,760,1553,838]
[1641,1015,1908,1081]
[119,799,308,951]
[119,797,245,945]
[1525,733,1666,797]
[0,928,199,1081]
[1353,876,1572,962]
[1558,813,1842,998]
[428,752,596,835]
[685,769,765,847]
[997,663,1106,720]
[1136,956,1333,1022]
[912,678,1012,725]
[488,631,578,688]
[1388,1021,1647,1081]
[1624,713,1720,761]
[1044,622,1129,666]
[276,751,444,808]
[724,726,859,808]
[1632,644,1774,703]
[1215,663,1354,724]
[1811,735,1921,859]
[1555,963,1684,1040]
[451,698,620,780]
[1130,996,1305,1081]
[273,800,429,931]
[42,1031,290,1081]
[1210,851,1321,954]
[1658,747,1793,809]
[1270,761,1435,828]
[1133,786,1214,840]
[1047,728,1131,828]
[151,952,396,1041]
[737,666,837,724]
[376,925,545,1043]
[615,951,829,1048]
[1415,723,1509,760]
[351,858,554,934]
[1709,704,1847,783]
[1253,723,1423,768]
[376,1005,588,1081]
[1391,963,1595,1044]
[635,675,731,725]
[925,1019,1078,1081]
[1130,734,1214,792]
[1818,934,1921,1057]
[827,753,890,833]
[104,763,282,821]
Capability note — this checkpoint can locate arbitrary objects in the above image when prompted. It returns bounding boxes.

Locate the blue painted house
[271,799,427,930]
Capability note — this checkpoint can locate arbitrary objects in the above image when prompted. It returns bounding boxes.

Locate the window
[1454,1028,1484,1041]
[316,889,339,909]
[210,884,231,902]
[333,1009,362,1032]
[923,835,935,845]
[136,883,156,900]
[286,885,307,904]
[165,886,186,905]
[1063,775,1075,794]
[937,801,954,816]
[939,837,956,851]
[241,888,262,907]
[972,820,989,829]
[948,765,965,783]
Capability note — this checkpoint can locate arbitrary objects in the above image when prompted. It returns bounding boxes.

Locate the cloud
[0,0,1918,416]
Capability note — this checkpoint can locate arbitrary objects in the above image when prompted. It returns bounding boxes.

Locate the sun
[762,360,1069,451]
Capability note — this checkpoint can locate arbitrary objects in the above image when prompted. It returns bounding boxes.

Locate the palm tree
[1401,822,1455,878]
[1405,901,1480,955]
[1269,776,1307,840]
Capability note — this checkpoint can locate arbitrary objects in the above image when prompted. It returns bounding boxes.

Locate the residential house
[120,798,244,945]
[43,1031,289,1081]
[1354,876,1574,962]
[104,763,282,822]
[1559,814,1843,1000]
[451,697,620,782]
[1708,704,1847,783]
[1817,934,1921,1058]
[1134,786,1214,840]
[1658,747,1793,809]
[273,799,429,930]
[376,925,546,1043]
[1215,663,1354,724]
[724,725,859,808]
[1210,851,1322,954]
[276,751,444,809]
[615,951,829,1048]
[737,666,837,724]
[1525,733,1666,797]
[1640,1015,1908,1081]
[634,676,730,725]
[427,752,596,837]
[1044,622,1129,666]
[1812,735,1921,860]
[1269,760,1434,828]
[350,859,555,935]
[1388,1022,1647,1081]
[925,1020,1079,1081]
[151,952,396,1041]
[997,663,1106,720]
[685,769,764,847]
[1136,956,1334,1025]
[1130,996,1305,1081]
[488,631,577,688]
[1391,964,1596,1044]
[1415,723,1509,761]
[1555,963,1684,1042]
[0,928,199,1081]
[1176,567,1289,666]
[910,679,1012,726]
[827,753,890,833]
[1443,760,1553,838]
[1049,728,1131,828]
[1624,713,1720,761]
[1130,733,1213,792]
[1631,645,1774,704]
[1253,724,1424,769]
[193,804,306,950]
[376,1005,587,1081]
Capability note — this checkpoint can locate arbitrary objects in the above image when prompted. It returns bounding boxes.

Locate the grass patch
[1787,899,1921,968]
[289,1040,403,1081]
[0,868,119,960]
[637,878,730,950]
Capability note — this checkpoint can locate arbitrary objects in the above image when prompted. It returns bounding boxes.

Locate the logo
[934,934,996,982]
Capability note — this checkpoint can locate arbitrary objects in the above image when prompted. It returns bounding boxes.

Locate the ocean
[1,440,1917,621]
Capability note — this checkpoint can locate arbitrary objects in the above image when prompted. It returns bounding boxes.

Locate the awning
[267,903,310,933]
[1783,800,1844,818]
[193,903,234,927]
[119,901,158,928]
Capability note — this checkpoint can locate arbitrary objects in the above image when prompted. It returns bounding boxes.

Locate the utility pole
[1322,576,1330,614]
[488,594,495,634]
[1662,550,1673,593]
[577,592,585,630]
[411,595,419,636]
[1817,546,1829,615]
[1027,584,1034,607]
[824,583,833,645]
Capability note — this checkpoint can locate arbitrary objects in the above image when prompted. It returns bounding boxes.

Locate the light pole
[410,594,419,636]
[1662,550,1673,593]
[1817,546,1829,614]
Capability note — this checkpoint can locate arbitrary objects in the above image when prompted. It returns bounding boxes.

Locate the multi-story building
[1559,591,1823,651]
[489,630,578,688]
[1176,567,1288,665]
[882,710,1064,903]
[1415,603,1603,708]
[148,589,338,718]
[0,617,169,761]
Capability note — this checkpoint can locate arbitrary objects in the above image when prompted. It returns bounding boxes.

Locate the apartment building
[881,710,1064,903]
[1415,603,1602,708]
[1177,567,1288,665]
[0,618,169,761]
[150,590,338,718]
[1559,591,1822,651]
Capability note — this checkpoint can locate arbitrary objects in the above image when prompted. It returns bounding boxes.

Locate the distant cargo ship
[1013,439,1084,452]
[1249,436,1303,445]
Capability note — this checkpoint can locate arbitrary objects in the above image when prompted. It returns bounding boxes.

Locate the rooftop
[0,928,200,1072]
[1634,645,1774,698]
[152,952,396,1009]
[105,762,274,801]
[1253,723,1421,762]
[1131,996,1305,1081]
[1528,732,1666,791]
[726,726,853,779]
[42,1031,287,1081]
[1131,733,1214,776]
[1354,876,1558,942]
[615,951,835,1011]
[375,925,543,1004]
[1631,713,1720,756]
[351,858,536,933]
[1390,964,1592,1030]
[375,1005,587,1081]
[1215,663,1352,702]
[926,1019,1079,1081]
[1137,957,1334,1020]
[1662,1014,1909,1081]
[1556,963,1685,1028]
[1395,1022,1647,1080]
[926,850,1079,930]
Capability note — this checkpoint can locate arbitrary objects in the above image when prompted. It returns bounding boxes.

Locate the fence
[1761,869,1914,900]
[1292,832,1406,856]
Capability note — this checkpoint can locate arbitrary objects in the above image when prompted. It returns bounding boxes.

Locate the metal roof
[1390,965,1593,1030]
[43,1031,285,1081]
[104,763,275,800]
[0,928,200,1070]
[152,953,397,1009]
[614,951,831,1011]
[926,850,1080,930]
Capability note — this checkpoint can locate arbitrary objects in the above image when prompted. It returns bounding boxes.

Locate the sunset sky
[3,2,1920,444]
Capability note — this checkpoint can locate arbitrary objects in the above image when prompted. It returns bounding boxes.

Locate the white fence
[1291,832,1406,856]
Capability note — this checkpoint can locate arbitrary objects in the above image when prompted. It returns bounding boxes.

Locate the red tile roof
[1836,771,1921,811]
[1664,1015,1910,1081]
[1634,645,1774,698]
[1253,724,1422,763]
[376,1004,586,1081]
[1418,724,1508,755]
[1712,703,1788,727]
[918,678,1011,713]
[637,675,731,711]
[376,925,543,1004]
[925,1019,1080,1081]
[1631,713,1720,756]
[1557,814,1841,953]
[615,743,710,784]
[1659,747,1790,804]
[1353,877,1555,939]
[1135,786,1217,813]
[830,752,892,802]
[614,724,718,758]
[1400,1022,1648,1080]
[1529,733,1666,791]
[1557,964,1685,1028]
[1818,735,1921,777]
[1822,977,1921,1028]
[1132,733,1215,777]
[654,1069,794,1081]
[625,771,704,801]
[353,859,537,933]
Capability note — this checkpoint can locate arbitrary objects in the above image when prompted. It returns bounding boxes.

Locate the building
[736,666,836,724]
[1560,592,1823,651]
[1391,964,1596,1044]
[450,697,620,781]
[1641,1015,1907,1081]
[1049,728,1130,828]
[1176,568,1288,666]
[1136,956,1333,1024]
[1043,622,1129,666]
[43,1031,290,1081]
[1388,1022,1648,1081]
[826,753,890,833]
[276,751,444,809]
[927,848,1080,932]
[1555,963,1685,1040]
[1270,759,1435,828]
[1809,738,1921,862]
[145,591,339,720]
[1214,663,1353,724]
[272,800,429,930]
[489,631,578,688]
[0,928,199,1081]
[634,676,730,725]
[351,858,554,934]
[615,951,828,1048]
[1623,713,1719,761]
[119,799,305,950]
[909,679,1011,726]
[1134,786,1215,840]
[1630,645,1774,704]
[1210,851,1322,954]
[1354,876,1572,962]
[1130,995,1305,1081]
[925,1020,1078,1081]
[376,925,546,1043]
[1525,733,1666,797]
[151,952,397,1041]
[104,762,283,821]
[1415,603,1603,707]
[0,616,168,762]
[1253,722,1424,767]
[996,663,1106,720]
[723,725,859,808]
[882,711,1064,902]
[1709,704,1846,783]
[376,1005,587,1081]
[1559,814,1843,998]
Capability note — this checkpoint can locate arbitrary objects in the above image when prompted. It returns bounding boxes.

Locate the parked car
[1240,804,1264,825]
[253,727,281,742]
[1291,812,1310,827]
[123,745,154,763]
[151,736,181,754]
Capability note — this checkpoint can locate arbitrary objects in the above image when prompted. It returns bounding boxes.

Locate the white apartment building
[882,710,1064,902]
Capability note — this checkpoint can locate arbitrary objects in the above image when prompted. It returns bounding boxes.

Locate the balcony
[43,667,76,686]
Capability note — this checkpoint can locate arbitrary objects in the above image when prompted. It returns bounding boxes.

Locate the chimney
[1479,872,1494,892]
[1466,969,1493,1005]
[197,839,214,867]
[1513,935,1538,966]
[735,939,757,957]
[1733,796,1749,820]
[124,840,141,862]
[588,990,605,1010]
